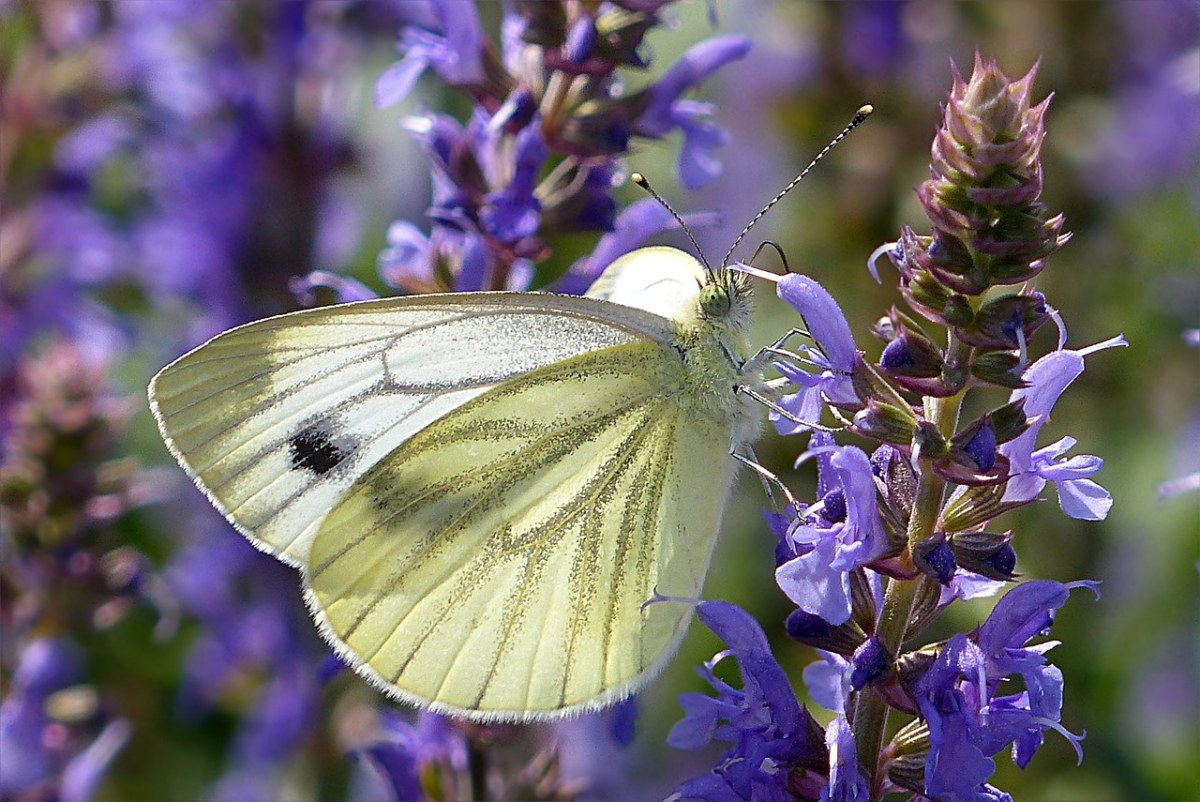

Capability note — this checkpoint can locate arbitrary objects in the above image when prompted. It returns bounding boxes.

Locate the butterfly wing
[303,338,740,720]
[148,293,682,567]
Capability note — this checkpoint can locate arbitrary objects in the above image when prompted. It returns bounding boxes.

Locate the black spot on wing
[289,420,355,476]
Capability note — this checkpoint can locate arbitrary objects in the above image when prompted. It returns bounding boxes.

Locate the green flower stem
[854,576,921,799]
[856,389,965,799]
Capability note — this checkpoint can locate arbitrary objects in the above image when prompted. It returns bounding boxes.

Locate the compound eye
[699,283,732,319]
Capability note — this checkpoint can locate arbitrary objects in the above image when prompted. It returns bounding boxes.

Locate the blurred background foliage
[2,1,1196,800]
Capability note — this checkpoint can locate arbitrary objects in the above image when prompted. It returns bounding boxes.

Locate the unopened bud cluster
[853,56,1072,494]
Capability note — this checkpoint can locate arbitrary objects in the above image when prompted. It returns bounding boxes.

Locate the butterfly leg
[740,328,822,374]
[736,383,845,434]
[730,446,800,512]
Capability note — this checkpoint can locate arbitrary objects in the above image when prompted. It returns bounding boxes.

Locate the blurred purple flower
[367,1,748,294]
[290,271,378,306]
[375,0,486,108]
[556,198,720,294]
[1086,0,1200,199]
[479,124,548,241]
[350,710,468,802]
[0,639,130,801]
[839,0,906,79]
[635,35,751,188]
[1159,331,1200,498]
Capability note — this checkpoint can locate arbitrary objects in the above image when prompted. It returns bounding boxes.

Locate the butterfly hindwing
[304,340,740,719]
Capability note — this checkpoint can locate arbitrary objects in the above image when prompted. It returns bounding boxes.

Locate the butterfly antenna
[631,172,714,278]
[720,104,873,270]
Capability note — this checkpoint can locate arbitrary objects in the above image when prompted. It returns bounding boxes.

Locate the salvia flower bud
[884,720,932,793]
[960,292,1051,350]
[878,321,952,396]
[886,752,930,796]
[913,535,958,585]
[987,398,1031,444]
[951,531,1019,580]
[850,636,893,691]
[912,420,950,462]
[785,608,866,657]
[971,350,1027,389]
[870,445,917,549]
[941,483,1033,533]
[849,568,882,631]
[854,400,919,447]
[933,416,1011,485]
[903,578,948,640]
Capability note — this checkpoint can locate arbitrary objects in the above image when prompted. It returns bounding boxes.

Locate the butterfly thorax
[673,268,757,423]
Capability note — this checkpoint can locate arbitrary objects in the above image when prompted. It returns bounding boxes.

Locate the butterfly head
[699,266,753,333]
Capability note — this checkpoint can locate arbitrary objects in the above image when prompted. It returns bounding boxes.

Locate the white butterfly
[149,245,767,721]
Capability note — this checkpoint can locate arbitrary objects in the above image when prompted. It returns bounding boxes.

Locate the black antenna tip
[631,172,649,188]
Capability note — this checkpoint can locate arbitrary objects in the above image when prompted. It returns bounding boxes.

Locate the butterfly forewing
[148,294,681,567]
[304,340,739,719]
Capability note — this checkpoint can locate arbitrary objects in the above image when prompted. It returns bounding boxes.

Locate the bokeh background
[2,1,1197,800]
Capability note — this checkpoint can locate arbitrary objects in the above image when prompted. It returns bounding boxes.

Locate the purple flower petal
[378,221,433,288]
[374,52,430,108]
[776,275,859,375]
[667,693,725,749]
[60,720,132,802]
[803,652,850,714]
[777,536,851,624]
[976,580,1071,656]
[924,712,997,802]
[776,445,882,625]
[823,716,869,802]
[771,363,826,435]
[435,0,485,84]
[1001,350,1085,474]
[1054,475,1112,520]
[479,126,546,240]
[696,601,771,654]
[453,233,489,292]
[673,101,729,189]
